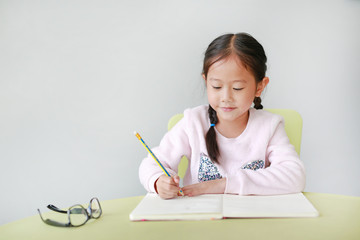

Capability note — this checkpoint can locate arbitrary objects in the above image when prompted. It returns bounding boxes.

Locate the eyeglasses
[37,197,102,227]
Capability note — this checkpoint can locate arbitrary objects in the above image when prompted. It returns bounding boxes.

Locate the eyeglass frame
[37,197,102,227]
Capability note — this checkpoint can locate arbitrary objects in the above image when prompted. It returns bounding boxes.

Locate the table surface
[0,192,359,240]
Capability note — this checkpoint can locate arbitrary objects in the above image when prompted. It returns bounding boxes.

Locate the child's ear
[202,74,208,86]
[255,77,269,97]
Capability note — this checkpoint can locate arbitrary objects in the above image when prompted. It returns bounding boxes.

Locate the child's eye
[233,88,244,91]
[212,86,221,89]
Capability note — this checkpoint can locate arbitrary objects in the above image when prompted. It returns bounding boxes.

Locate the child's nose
[222,88,233,102]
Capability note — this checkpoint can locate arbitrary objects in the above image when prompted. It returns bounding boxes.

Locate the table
[0,192,359,240]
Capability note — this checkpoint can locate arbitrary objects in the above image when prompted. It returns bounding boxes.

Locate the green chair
[265,109,303,156]
[168,109,303,179]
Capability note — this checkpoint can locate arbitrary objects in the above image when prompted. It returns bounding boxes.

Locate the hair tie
[210,123,215,127]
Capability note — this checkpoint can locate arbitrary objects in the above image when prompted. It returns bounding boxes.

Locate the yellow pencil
[134,131,183,195]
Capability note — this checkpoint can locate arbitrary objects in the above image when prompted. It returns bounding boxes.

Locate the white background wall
[0,0,359,225]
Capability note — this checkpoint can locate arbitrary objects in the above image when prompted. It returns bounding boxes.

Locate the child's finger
[160,185,181,199]
[161,176,180,190]
[156,175,182,199]
[172,175,180,184]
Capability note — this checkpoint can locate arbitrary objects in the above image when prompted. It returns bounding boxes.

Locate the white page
[129,193,223,221]
[223,193,319,218]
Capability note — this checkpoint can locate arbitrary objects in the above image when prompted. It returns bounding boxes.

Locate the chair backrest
[265,109,303,156]
[168,109,303,156]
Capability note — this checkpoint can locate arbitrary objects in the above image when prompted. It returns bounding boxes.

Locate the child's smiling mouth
[221,107,236,112]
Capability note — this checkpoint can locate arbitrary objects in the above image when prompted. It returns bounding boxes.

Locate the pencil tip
[133,131,138,135]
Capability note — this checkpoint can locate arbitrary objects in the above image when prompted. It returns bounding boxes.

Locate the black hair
[203,33,267,163]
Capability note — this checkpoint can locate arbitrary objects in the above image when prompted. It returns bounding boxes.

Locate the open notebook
[129,193,319,221]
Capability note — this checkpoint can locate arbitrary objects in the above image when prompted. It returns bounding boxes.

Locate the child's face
[204,55,268,124]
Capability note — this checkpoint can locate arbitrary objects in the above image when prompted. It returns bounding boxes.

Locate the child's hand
[155,175,182,199]
[182,178,226,197]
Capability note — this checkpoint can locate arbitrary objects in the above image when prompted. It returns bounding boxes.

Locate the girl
[139,33,305,199]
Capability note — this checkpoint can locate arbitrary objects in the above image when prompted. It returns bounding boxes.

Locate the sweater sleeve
[225,117,306,195]
[138,116,191,193]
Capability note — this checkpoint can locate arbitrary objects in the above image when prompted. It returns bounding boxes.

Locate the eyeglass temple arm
[48,204,87,215]
[47,204,67,214]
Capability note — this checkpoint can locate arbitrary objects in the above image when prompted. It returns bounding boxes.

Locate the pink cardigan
[139,105,305,195]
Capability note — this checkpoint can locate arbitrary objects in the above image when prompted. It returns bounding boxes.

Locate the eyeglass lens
[69,205,88,226]
[90,198,102,218]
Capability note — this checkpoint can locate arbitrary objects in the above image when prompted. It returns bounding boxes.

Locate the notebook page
[130,193,223,221]
[222,193,319,218]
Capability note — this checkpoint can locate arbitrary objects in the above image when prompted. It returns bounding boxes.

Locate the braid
[205,105,220,163]
[208,105,218,125]
[253,97,263,109]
